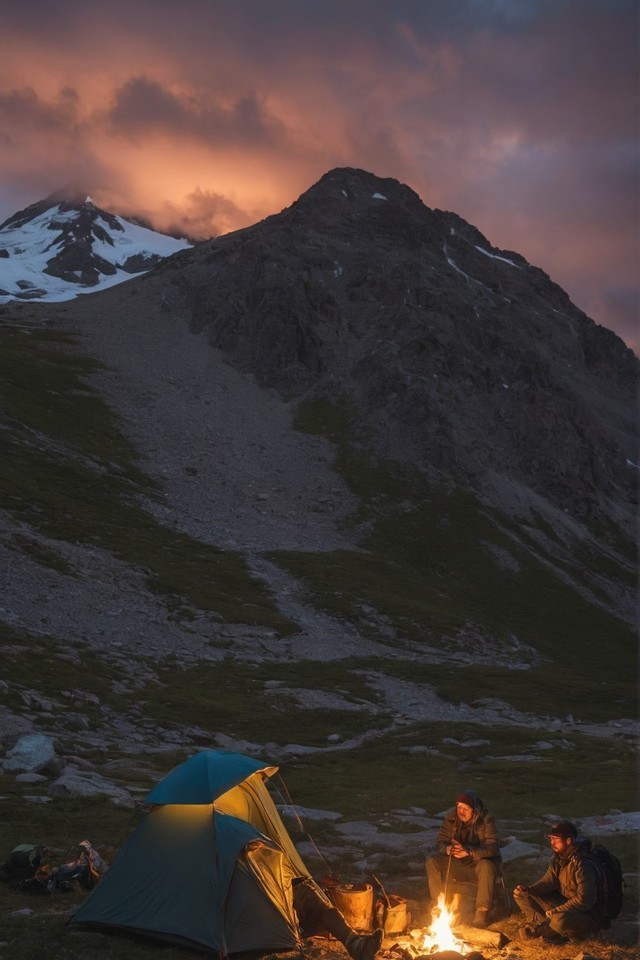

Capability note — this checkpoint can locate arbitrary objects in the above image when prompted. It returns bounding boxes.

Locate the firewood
[453,924,506,948]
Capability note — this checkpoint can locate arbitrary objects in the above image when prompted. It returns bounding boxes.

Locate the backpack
[20,864,55,895]
[0,844,49,886]
[589,844,624,928]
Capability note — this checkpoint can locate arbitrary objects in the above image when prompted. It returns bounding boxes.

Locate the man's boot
[344,928,384,960]
[472,906,489,928]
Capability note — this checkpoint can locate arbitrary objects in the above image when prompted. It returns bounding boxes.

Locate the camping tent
[70,750,312,954]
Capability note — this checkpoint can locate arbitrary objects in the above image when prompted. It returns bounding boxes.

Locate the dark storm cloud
[108,76,287,148]
[592,284,640,354]
[0,86,80,132]
[460,4,637,143]
[3,0,634,50]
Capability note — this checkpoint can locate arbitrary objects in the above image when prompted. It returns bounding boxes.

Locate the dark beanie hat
[545,820,577,839]
[455,792,476,807]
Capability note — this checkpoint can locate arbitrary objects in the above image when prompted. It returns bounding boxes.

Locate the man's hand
[513,884,527,895]
[447,840,468,859]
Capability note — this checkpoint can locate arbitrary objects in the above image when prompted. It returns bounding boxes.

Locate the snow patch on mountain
[0,195,192,303]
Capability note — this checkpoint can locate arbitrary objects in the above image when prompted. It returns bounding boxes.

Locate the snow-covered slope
[0,189,192,303]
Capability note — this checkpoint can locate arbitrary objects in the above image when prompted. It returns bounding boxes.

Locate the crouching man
[514,820,601,944]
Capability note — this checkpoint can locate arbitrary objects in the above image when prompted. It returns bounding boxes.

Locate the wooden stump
[453,924,507,949]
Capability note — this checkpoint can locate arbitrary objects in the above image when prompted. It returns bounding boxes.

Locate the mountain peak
[137,166,636,536]
[0,184,93,231]
[0,188,192,302]
[46,182,95,209]
[287,166,426,218]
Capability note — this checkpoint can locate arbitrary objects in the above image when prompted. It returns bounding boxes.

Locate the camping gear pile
[3,750,409,956]
[323,878,410,938]
[1,840,108,894]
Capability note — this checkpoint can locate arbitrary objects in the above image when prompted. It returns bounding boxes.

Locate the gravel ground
[63,287,360,553]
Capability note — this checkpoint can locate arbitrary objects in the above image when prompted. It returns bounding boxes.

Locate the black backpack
[589,844,624,928]
[0,845,49,886]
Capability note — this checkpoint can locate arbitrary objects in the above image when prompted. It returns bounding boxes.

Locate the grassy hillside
[271,397,636,722]
[0,322,295,631]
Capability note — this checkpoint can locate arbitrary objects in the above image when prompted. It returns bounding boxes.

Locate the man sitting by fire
[513,820,602,944]
[425,789,501,928]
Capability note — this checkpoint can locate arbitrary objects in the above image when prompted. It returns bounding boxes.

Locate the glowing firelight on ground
[421,894,467,954]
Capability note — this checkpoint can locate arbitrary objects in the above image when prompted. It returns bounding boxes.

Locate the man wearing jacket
[425,790,501,928]
[513,820,601,943]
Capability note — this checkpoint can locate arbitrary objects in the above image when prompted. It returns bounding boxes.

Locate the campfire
[419,894,467,954]
[381,892,504,960]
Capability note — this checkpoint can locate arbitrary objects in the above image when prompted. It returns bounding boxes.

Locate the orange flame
[421,893,467,954]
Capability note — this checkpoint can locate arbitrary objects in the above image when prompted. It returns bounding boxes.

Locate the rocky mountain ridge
[138,167,637,542]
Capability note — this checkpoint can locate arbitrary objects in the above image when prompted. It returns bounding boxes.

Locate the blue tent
[71,750,311,954]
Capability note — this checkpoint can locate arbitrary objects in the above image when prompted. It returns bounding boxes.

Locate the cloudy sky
[1,0,638,350]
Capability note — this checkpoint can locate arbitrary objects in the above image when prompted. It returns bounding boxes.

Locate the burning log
[384,894,503,960]
[412,953,485,960]
[382,946,420,960]
[416,953,467,960]
[385,946,418,958]
[382,941,486,960]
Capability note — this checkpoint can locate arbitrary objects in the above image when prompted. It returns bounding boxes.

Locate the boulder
[3,734,59,774]
[499,839,541,863]
[48,765,135,807]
